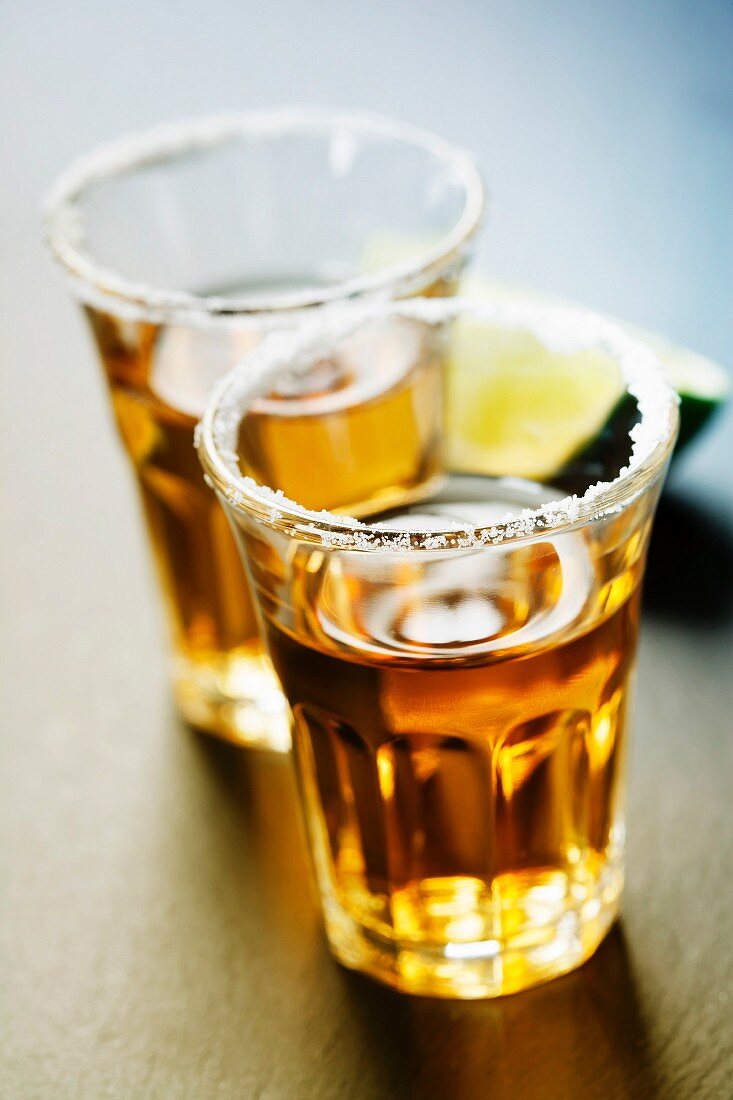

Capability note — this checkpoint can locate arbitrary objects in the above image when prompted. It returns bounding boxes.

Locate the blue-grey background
[2,0,731,511]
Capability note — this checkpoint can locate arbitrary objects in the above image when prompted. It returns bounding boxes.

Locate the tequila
[259,478,641,996]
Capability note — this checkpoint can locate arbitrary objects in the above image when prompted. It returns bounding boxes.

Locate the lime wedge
[461,276,729,459]
[359,234,728,461]
[445,312,625,480]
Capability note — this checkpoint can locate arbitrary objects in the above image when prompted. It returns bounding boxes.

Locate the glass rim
[197,295,680,552]
[42,106,486,324]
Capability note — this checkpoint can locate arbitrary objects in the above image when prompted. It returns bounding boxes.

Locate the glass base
[171,647,291,752]
[323,866,622,999]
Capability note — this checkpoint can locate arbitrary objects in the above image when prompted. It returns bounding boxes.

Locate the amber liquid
[254,479,642,995]
[86,299,446,744]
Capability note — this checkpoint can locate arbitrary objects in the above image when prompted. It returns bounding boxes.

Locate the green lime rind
[629,330,728,454]
[673,393,723,453]
[553,392,640,494]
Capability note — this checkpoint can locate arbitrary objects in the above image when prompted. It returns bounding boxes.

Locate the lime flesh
[461,276,729,460]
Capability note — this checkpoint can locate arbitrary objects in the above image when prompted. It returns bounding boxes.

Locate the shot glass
[197,296,678,998]
[43,109,484,750]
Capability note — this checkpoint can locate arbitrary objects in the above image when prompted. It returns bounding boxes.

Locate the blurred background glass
[42,110,481,749]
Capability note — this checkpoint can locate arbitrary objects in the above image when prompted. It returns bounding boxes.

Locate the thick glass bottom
[172,646,291,752]
[323,864,622,999]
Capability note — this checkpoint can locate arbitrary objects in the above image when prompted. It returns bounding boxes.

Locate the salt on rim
[42,107,485,328]
[197,295,680,552]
